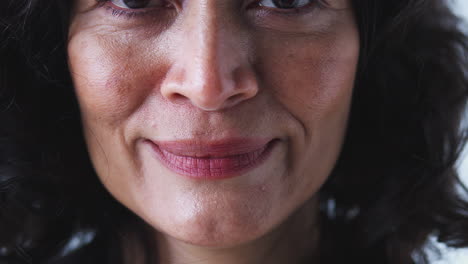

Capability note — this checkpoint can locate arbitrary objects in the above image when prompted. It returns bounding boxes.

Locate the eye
[258,0,314,9]
[109,0,167,9]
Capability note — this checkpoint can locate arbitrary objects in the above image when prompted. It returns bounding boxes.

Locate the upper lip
[148,138,274,158]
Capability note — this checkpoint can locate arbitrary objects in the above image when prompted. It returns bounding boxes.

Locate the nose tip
[161,62,259,111]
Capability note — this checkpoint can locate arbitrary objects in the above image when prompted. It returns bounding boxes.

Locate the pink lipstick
[147,139,276,180]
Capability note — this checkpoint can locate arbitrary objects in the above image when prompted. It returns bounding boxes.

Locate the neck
[155,198,320,264]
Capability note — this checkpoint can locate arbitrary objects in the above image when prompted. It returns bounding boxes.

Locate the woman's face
[68,0,359,247]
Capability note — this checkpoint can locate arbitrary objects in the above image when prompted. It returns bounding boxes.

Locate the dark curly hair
[1,0,467,263]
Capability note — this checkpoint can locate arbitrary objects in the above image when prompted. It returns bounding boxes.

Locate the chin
[147,194,277,248]
[161,218,270,248]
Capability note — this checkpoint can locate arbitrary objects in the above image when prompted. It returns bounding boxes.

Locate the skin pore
[67,0,359,263]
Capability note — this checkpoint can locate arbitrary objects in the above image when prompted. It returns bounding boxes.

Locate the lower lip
[148,140,277,180]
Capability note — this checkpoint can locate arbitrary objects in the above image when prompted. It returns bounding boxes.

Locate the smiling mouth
[146,138,278,180]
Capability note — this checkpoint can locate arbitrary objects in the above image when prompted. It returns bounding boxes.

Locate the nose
[160,4,258,111]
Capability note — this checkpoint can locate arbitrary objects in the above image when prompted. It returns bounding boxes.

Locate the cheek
[67,32,162,128]
[254,28,359,193]
[258,34,358,126]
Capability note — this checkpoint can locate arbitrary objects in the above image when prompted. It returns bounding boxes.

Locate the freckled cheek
[68,38,154,125]
[270,52,357,121]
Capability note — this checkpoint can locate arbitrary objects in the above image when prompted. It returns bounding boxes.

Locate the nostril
[227,94,246,104]
[166,92,189,104]
[161,63,259,111]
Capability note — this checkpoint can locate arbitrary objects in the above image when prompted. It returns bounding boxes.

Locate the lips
[147,138,276,180]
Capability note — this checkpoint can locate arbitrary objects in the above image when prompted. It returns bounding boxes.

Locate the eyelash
[96,0,155,18]
[95,0,330,19]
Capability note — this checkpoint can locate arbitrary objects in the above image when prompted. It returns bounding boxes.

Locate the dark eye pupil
[123,0,151,9]
[272,0,299,9]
